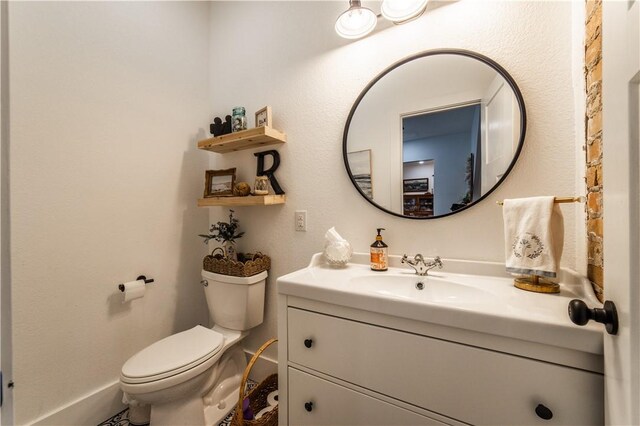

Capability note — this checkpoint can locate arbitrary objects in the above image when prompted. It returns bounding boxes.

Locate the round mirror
[343,49,526,219]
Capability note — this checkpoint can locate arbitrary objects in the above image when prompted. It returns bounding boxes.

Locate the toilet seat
[121,325,223,384]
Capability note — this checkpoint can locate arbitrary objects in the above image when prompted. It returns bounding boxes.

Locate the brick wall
[585,0,603,301]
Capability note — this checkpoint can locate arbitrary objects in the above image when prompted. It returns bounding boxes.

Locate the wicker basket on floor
[203,249,271,277]
[231,338,278,426]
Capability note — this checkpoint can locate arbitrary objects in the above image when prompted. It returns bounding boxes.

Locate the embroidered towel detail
[503,196,564,278]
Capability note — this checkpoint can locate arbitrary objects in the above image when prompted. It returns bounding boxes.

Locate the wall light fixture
[335,0,429,39]
[335,0,378,39]
[381,0,429,24]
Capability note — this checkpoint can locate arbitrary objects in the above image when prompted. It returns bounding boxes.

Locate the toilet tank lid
[121,325,223,380]
[201,269,268,285]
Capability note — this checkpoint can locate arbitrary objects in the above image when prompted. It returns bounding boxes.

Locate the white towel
[503,196,564,278]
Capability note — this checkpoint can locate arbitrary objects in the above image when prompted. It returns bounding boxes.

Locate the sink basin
[350,274,496,305]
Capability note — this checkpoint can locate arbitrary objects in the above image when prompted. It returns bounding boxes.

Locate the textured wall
[8,3,211,423]
[585,0,604,301]
[208,1,582,359]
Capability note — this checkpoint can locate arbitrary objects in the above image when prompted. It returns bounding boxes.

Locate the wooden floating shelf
[198,194,286,207]
[197,126,287,154]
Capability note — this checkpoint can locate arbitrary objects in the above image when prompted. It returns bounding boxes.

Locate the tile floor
[97,381,257,426]
[96,408,237,426]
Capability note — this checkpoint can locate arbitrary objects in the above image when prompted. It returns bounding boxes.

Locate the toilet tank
[201,270,267,331]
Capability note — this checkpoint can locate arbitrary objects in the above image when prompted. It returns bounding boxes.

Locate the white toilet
[120,270,268,426]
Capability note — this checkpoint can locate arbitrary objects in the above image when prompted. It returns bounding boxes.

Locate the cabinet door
[289,367,447,426]
[288,308,603,425]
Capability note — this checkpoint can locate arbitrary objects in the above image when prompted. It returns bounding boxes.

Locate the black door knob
[568,299,619,335]
[535,404,553,420]
[304,338,313,348]
[304,401,313,412]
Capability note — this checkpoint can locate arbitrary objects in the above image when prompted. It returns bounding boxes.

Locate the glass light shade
[380,0,429,23]
[335,2,377,39]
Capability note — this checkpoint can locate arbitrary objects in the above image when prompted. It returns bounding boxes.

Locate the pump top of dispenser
[372,228,387,247]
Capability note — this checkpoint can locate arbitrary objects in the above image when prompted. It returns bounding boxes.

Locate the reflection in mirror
[346,149,373,199]
[402,103,482,216]
[344,50,525,219]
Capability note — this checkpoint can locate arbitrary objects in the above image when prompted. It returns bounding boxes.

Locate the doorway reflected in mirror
[402,103,482,216]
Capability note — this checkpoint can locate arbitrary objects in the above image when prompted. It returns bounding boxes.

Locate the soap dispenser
[370,228,388,271]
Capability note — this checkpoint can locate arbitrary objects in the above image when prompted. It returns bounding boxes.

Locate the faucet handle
[401,254,425,265]
[433,256,443,268]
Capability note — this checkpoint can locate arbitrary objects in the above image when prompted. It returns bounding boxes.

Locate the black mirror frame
[342,49,527,220]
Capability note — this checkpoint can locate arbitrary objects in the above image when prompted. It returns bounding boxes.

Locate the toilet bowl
[120,270,268,426]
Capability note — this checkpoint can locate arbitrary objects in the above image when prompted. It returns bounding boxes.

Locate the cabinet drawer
[288,308,603,425]
[289,367,446,425]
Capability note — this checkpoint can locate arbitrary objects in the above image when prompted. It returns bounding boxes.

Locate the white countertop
[277,253,604,355]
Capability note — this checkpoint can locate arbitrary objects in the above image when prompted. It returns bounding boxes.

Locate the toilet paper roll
[267,390,278,407]
[122,279,146,303]
[255,406,275,420]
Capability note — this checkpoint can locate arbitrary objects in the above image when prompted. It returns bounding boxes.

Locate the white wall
[403,161,434,185]
[208,1,581,359]
[572,1,588,277]
[8,2,211,424]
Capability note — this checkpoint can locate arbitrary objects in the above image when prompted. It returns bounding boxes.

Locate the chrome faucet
[401,254,443,276]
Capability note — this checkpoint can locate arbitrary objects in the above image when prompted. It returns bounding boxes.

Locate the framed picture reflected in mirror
[347,149,373,199]
[403,178,429,193]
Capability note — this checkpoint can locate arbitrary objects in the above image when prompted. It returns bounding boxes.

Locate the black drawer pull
[535,404,553,420]
[304,339,313,348]
[305,401,313,412]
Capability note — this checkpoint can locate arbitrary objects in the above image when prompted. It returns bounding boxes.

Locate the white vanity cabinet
[281,304,602,425]
[277,255,604,426]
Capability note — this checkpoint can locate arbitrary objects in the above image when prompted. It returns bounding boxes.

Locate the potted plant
[199,209,244,261]
[199,210,271,277]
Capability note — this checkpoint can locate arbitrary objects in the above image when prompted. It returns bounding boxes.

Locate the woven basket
[231,338,278,426]
[203,249,271,277]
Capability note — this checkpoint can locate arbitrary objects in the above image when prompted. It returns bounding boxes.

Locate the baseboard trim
[27,353,275,425]
[29,380,125,426]
[243,349,278,383]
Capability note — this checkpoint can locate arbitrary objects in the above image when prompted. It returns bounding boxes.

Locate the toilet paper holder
[118,275,154,292]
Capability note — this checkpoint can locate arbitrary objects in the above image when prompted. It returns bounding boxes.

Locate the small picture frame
[204,168,236,197]
[255,106,272,128]
[403,178,429,193]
